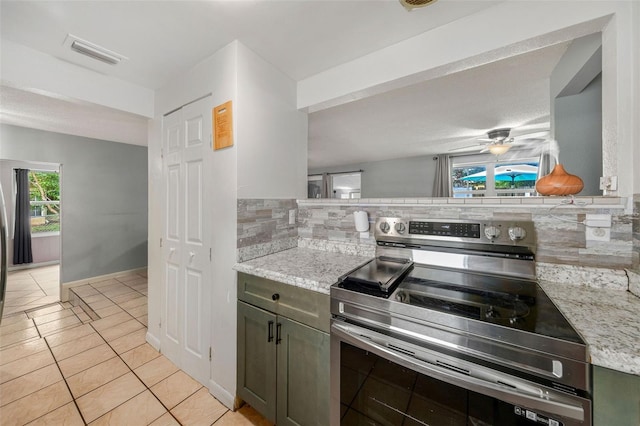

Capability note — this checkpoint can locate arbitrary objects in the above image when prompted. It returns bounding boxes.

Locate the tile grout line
[77,281,179,424]
[3,305,141,422]
[41,335,89,426]
[95,320,184,425]
[1,275,212,426]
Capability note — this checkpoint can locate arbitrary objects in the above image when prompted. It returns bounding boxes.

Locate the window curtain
[432,155,452,197]
[321,173,330,198]
[13,169,32,264]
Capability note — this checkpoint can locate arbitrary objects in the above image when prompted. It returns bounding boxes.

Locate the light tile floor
[3,265,61,316]
[0,272,273,425]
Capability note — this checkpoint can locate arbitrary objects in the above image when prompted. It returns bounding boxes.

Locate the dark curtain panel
[13,169,32,264]
[432,155,452,197]
[321,173,330,198]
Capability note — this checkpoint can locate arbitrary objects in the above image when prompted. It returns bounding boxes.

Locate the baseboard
[8,261,60,272]
[208,379,235,410]
[146,331,161,351]
[60,267,148,301]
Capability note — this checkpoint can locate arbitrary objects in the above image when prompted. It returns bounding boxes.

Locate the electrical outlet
[599,176,618,191]
[288,209,296,225]
[586,227,610,242]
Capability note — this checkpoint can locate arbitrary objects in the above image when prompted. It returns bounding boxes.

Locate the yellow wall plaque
[213,100,233,150]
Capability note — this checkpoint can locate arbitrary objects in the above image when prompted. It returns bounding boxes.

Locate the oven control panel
[408,221,480,238]
[375,217,536,248]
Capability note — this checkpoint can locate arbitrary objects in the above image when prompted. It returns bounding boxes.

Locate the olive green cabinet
[237,273,330,426]
[593,365,640,425]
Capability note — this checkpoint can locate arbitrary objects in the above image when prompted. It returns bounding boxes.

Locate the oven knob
[508,226,527,241]
[380,221,391,233]
[394,223,406,234]
[484,225,501,240]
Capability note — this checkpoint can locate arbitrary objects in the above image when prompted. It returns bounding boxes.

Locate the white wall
[298,1,638,198]
[634,1,640,195]
[236,43,307,199]
[148,40,306,408]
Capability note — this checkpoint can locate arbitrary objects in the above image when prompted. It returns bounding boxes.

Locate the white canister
[354,211,369,232]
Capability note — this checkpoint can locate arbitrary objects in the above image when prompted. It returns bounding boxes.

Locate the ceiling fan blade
[512,130,549,140]
[479,146,490,153]
[511,138,546,146]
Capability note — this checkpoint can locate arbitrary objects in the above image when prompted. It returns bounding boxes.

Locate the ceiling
[308,41,570,169]
[0,0,502,88]
[0,0,566,156]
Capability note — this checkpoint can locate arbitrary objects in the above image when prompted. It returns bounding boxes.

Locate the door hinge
[160,237,163,248]
[209,347,212,361]
[161,148,164,159]
[209,248,212,261]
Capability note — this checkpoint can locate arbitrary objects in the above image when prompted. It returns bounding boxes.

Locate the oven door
[330,319,591,426]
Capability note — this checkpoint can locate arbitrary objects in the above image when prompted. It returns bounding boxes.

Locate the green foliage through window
[28,171,60,233]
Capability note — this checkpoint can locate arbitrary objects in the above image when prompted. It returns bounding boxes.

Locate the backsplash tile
[237,199,297,262]
[297,199,633,270]
[238,197,635,289]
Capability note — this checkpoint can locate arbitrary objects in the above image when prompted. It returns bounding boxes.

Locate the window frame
[450,155,539,198]
[27,170,61,236]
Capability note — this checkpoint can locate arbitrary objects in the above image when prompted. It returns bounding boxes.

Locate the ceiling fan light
[399,0,438,11]
[488,144,512,156]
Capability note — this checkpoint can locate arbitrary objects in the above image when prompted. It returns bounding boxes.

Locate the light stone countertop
[234,248,640,377]
[233,247,371,294]
[539,280,640,376]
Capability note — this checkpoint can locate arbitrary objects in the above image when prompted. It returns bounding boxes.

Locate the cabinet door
[277,316,330,426]
[593,365,640,425]
[237,301,277,423]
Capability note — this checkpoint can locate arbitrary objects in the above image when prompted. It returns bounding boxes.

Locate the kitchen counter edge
[233,248,640,377]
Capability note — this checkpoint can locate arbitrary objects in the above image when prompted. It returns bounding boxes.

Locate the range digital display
[409,221,481,238]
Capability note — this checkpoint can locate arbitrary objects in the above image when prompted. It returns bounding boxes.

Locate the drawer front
[238,273,330,333]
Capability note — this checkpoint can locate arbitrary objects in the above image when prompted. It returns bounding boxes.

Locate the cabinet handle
[272,293,280,301]
[268,320,274,342]
[276,323,282,345]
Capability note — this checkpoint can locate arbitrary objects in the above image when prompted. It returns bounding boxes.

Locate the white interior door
[161,96,212,385]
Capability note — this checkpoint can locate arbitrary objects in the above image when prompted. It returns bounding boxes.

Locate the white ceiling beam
[1,40,154,118]
[297,1,616,113]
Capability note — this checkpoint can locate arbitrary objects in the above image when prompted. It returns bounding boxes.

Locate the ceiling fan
[449,128,548,155]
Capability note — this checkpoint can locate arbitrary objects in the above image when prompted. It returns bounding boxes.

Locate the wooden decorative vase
[535,164,584,196]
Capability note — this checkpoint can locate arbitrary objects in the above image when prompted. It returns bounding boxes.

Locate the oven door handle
[332,322,587,422]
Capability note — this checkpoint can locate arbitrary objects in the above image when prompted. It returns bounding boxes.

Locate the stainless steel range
[330,217,591,426]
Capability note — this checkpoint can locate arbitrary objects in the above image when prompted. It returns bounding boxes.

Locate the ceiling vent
[64,34,127,65]
[399,0,438,12]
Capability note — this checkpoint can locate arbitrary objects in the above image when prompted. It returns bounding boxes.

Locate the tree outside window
[29,171,60,233]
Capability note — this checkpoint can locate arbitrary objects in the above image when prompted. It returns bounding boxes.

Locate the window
[452,164,487,197]
[451,156,539,197]
[331,173,361,199]
[29,171,60,233]
[307,172,362,199]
